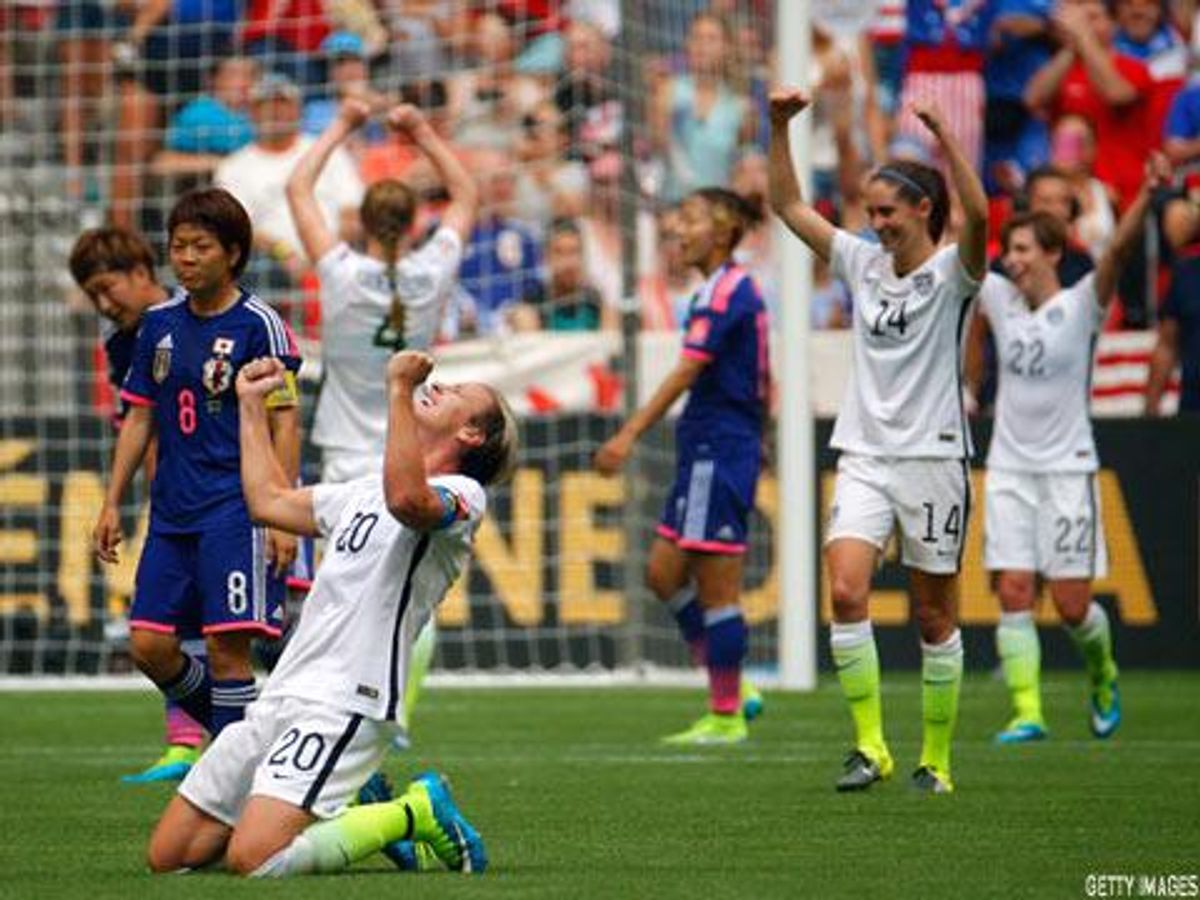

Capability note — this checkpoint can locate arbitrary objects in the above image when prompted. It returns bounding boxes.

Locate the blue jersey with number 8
[122,290,301,532]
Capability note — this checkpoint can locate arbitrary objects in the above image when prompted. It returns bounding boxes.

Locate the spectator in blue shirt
[983,0,1055,195]
[301,31,388,146]
[151,57,258,181]
[458,149,543,335]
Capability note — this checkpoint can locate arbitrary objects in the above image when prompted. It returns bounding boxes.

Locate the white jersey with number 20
[260,473,484,727]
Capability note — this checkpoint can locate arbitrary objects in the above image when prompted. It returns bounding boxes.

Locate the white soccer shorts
[825,453,971,575]
[178,695,400,825]
[984,469,1109,579]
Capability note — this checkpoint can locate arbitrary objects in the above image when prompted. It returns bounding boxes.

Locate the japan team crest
[152,334,173,384]
[202,336,236,398]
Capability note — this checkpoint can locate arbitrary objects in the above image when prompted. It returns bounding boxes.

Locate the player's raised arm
[1095,153,1172,306]
[286,98,371,265]
[383,351,461,529]
[236,358,318,536]
[387,104,479,242]
[93,402,155,564]
[767,87,836,262]
[594,355,707,476]
[912,103,988,280]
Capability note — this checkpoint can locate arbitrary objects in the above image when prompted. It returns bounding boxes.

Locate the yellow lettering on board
[742,475,779,625]
[559,471,625,625]
[471,468,544,626]
[0,441,48,617]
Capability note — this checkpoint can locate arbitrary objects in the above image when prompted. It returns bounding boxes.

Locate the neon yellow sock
[921,630,963,776]
[997,612,1043,725]
[1068,602,1119,704]
[300,800,412,872]
[830,621,887,762]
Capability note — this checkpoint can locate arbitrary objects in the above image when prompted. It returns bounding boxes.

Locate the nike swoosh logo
[451,821,470,873]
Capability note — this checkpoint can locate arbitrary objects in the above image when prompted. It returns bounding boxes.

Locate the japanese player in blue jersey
[70,226,206,783]
[92,188,302,742]
[595,187,769,745]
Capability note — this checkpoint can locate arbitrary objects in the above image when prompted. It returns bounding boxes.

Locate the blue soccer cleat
[355,770,394,806]
[741,677,764,722]
[121,745,200,784]
[1090,682,1121,739]
[381,840,441,872]
[995,720,1049,745]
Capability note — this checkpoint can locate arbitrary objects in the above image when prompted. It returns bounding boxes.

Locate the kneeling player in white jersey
[770,90,987,793]
[972,157,1170,744]
[286,98,478,735]
[145,350,516,877]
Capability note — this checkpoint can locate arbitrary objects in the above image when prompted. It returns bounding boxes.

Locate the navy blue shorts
[131,514,285,638]
[657,442,760,555]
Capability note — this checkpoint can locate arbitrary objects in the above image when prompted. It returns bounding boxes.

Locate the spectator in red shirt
[240,0,333,91]
[1025,0,1155,211]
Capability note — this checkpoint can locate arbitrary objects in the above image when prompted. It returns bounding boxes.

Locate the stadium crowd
[1,0,1198,411]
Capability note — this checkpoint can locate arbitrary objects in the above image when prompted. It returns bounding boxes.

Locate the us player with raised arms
[70,226,206,783]
[285,98,478,734]
[595,187,769,745]
[769,89,987,794]
[972,155,1171,745]
[144,349,516,877]
[93,188,301,742]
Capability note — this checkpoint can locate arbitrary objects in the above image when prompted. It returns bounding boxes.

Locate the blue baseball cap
[321,31,366,59]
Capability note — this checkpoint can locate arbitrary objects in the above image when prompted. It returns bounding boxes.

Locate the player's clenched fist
[386,103,428,136]
[236,356,286,399]
[768,88,811,124]
[388,349,434,387]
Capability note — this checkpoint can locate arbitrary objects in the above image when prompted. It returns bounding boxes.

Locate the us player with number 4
[92,188,301,744]
[769,89,987,794]
[970,154,1172,746]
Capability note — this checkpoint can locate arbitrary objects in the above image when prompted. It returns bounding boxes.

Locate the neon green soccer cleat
[401,772,487,874]
[121,744,201,784]
[661,711,748,746]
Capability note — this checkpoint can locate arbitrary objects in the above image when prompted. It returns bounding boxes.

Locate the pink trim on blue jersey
[676,537,747,555]
[129,619,176,634]
[658,524,748,556]
[119,388,155,407]
[202,620,283,638]
[678,263,768,446]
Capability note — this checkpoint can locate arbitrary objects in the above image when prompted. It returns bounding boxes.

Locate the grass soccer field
[1,672,1197,900]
